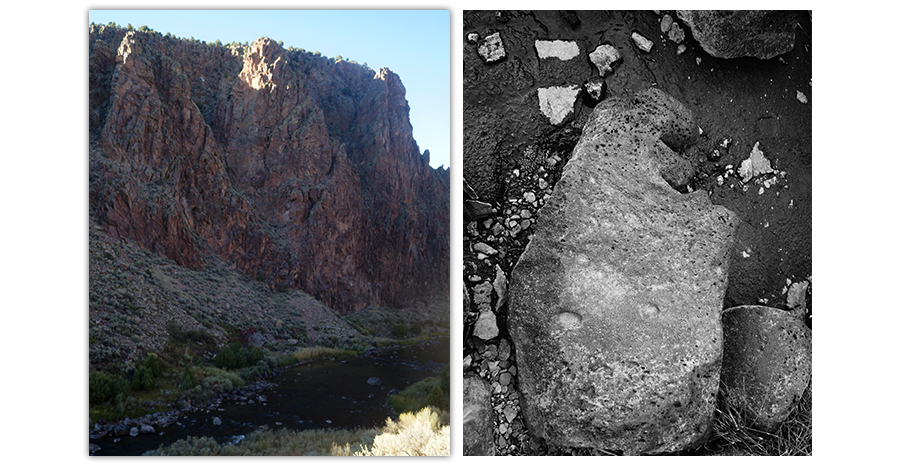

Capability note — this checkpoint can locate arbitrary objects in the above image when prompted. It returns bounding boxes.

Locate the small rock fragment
[493,265,508,309]
[477,32,506,63]
[738,141,775,182]
[631,31,654,52]
[588,44,621,76]
[583,77,606,103]
[668,22,685,43]
[677,44,687,55]
[503,405,517,423]
[466,32,479,44]
[796,90,808,104]
[787,281,809,309]
[473,242,499,256]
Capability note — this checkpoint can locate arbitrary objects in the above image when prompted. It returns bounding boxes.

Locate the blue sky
[89,10,451,169]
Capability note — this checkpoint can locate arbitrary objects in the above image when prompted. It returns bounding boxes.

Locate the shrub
[90,371,113,404]
[144,353,160,378]
[353,407,449,456]
[423,385,447,411]
[182,367,244,400]
[132,365,155,391]
[180,367,196,391]
[389,376,440,415]
[391,323,408,339]
[214,347,236,370]
[248,345,264,365]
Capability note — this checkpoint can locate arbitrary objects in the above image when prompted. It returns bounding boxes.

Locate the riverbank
[90,335,449,455]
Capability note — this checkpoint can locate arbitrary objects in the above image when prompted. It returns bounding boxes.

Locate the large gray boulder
[720,305,811,433]
[676,10,799,59]
[508,88,737,454]
[463,375,495,456]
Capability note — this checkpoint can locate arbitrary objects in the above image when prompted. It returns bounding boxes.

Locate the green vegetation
[131,353,160,391]
[89,371,114,405]
[391,322,408,339]
[146,407,448,456]
[180,367,195,391]
[292,346,359,363]
[214,342,265,370]
[388,365,450,415]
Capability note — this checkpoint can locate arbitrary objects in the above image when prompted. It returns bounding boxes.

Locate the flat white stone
[538,85,581,125]
[535,40,580,60]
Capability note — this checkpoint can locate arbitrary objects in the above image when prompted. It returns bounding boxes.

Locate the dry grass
[147,426,380,456]
[702,383,812,456]
[146,407,448,456]
[339,407,449,456]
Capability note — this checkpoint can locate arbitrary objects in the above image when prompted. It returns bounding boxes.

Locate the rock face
[88,26,449,314]
[508,88,738,454]
[720,305,811,432]
[463,375,495,456]
[676,10,799,59]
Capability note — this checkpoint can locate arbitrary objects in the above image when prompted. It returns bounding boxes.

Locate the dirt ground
[462,10,811,455]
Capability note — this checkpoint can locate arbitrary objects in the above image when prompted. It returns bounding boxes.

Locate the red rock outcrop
[89,25,449,313]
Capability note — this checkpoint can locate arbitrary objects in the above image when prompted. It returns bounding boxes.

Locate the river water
[92,336,449,456]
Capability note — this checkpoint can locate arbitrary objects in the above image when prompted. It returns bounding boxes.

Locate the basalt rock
[463,375,495,456]
[509,88,737,454]
[88,26,449,314]
[676,10,799,60]
[720,305,811,433]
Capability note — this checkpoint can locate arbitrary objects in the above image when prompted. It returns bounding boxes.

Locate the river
[91,336,449,456]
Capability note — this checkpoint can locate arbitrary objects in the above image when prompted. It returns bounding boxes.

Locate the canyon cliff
[89,25,449,314]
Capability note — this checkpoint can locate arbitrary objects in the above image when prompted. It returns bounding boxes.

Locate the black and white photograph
[462,10,812,455]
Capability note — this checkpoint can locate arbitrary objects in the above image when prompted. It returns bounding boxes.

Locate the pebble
[668,22,685,43]
[499,372,512,386]
[660,14,673,33]
[631,32,654,52]
[485,344,499,360]
[474,242,499,255]
[523,192,536,203]
[503,405,518,423]
[499,339,512,361]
